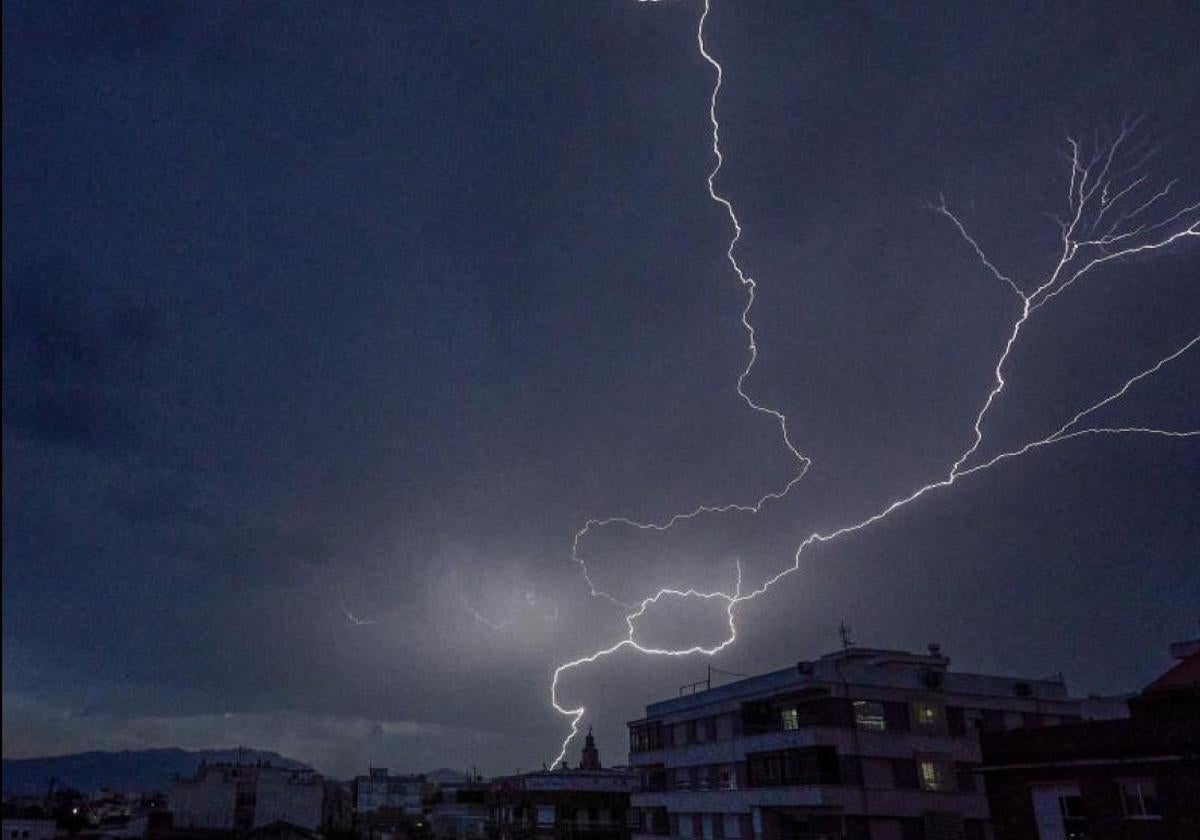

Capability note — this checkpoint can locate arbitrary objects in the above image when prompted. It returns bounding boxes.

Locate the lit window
[780,708,800,730]
[1120,779,1161,818]
[919,760,946,791]
[853,700,886,731]
[912,701,944,730]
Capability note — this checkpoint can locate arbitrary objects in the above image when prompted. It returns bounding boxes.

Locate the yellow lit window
[919,761,945,791]
[912,701,944,730]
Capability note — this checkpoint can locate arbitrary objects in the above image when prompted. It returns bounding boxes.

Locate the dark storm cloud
[3,261,159,451]
[4,0,1199,777]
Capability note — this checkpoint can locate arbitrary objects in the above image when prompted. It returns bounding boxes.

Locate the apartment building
[626,645,1090,840]
[981,637,1200,840]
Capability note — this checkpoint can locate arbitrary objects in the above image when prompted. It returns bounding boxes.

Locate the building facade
[171,763,345,833]
[627,646,1091,840]
[980,638,1200,840]
[353,770,429,818]
[428,781,490,840]
[492,731,638,840]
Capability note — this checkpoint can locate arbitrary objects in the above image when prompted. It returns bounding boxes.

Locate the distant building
[429,780,490,840]
[171,763,346,834]
[353,770,429,818]
[980,637,1200,840]
[492,730,638,840]
[626,645,1095,840]
[1,818,58,840]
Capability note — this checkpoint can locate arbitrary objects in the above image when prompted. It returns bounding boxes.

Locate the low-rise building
[171,762,345,834]
[627,645,1093,840]
[353,770,429,818]
[980,637,1200,840]
[492,730,638,840]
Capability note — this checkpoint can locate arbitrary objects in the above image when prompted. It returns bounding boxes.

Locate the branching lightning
[548,0,1200,767]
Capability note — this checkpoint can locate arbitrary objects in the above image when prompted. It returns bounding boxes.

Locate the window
[955,763,978,793]
[852,700,886,731]
[673,722,689,746]
[918,760,948,792]
[747,747,840,787]
[536,807,555,826]
[718,765,738,790]
[912,701,945,731]
[674,767,692,790]
[630,722,664,752]
[715,715,734,740]
[780,708,800,730]
[722,815,741,840]
[1119,778,1161,818]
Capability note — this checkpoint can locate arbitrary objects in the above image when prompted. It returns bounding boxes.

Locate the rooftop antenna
[838,621,855,651]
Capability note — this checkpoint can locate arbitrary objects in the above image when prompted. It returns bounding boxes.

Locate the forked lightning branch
[550,0,1200,768]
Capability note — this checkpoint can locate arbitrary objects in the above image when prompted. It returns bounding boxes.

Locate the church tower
[580,725,602,770]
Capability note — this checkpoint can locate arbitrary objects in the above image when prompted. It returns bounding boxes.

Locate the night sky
[4,1,1199,778]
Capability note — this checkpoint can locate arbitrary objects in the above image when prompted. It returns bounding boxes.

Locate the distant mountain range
[1,748,311,797]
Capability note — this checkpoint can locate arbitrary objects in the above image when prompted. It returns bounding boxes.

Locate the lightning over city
[550,0,1200,767]
[5,0,1199,811]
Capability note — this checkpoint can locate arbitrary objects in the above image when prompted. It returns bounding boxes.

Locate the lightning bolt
[550,3,1199,767]
[573,0,811,611]
[341,604,377,627]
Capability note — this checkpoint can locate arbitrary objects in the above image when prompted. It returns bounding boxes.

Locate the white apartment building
[627,646,1093,840]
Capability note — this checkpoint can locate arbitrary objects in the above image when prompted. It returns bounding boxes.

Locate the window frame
[852,700,887,732]
[1118,778,1162,820]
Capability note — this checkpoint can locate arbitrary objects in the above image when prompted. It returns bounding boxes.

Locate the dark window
[840,756,865,787]
[746,747,840,787]
[741,701,775,734]
[946,706,966,736]
[629,722,665,753]
[1119,779,1161,818]
[955,764,979,793]
[883,701,911,732]
[898,817,926,840]
[892,758,920,789]
[643,767,667,792]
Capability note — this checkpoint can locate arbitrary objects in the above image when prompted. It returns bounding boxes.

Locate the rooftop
[640,645,1070,718]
